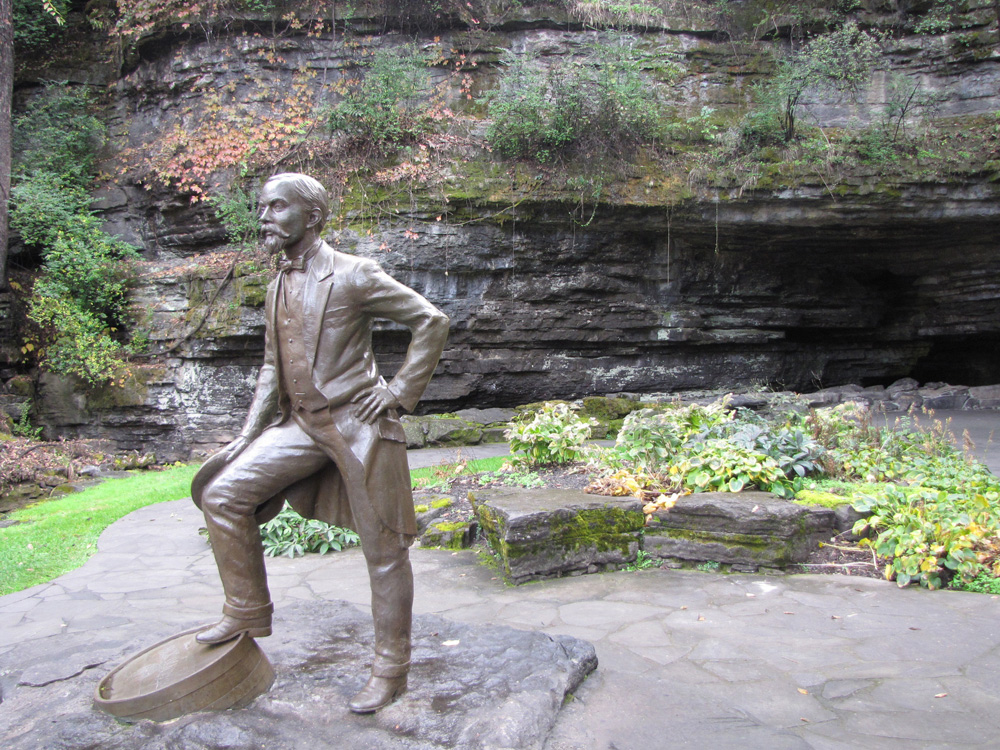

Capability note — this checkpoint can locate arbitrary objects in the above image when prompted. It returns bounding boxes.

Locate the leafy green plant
[210,187,262,251]
[13,0,68,53]
[11,86,105,186]
[11,407,42,440]
[600,402,821,498]
[951,572,1000,596]
[609,402,734,471]
[800,403,1000,589]
[741,21,882,144]
[665,105,722,144]
[25,217,138,384]
[912,0,961,34]
[12,85,139,385]
[674,439,790,495]
[852,485,997,590]
[623,550,659,572]
[328,45,433,151]
[261,503,360,558]
[505,402,596,467]
[484,38,663,162]
[10,172,92,249]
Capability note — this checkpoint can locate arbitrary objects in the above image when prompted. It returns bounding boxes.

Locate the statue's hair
[263,173,330,228]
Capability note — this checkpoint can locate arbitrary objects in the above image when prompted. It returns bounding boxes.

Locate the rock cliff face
[14,2,1000,459]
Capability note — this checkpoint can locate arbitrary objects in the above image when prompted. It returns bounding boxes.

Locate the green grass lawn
[409,455,508,489]
[0,464,201,596]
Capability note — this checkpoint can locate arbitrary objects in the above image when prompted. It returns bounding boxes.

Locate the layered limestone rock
[643,491,838,570]
[10,2,1000,457]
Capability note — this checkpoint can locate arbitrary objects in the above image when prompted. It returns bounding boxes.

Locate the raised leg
[197,420,328,644]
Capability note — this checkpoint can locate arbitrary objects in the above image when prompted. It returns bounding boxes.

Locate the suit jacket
[192,242,449,535]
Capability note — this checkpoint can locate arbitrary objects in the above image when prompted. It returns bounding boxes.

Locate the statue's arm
[239,363,279,441]
[224,283,280,459]
[354,261,449,419]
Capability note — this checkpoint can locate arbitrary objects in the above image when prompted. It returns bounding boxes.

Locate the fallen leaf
[935,693,948,699]
[680,606,688,610]
[798,688,809,695]
[697,615,705,621]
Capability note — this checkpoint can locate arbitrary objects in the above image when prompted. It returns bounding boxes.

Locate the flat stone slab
[644,490,837,569]
[0,599,597,750]
[471,488,644,584]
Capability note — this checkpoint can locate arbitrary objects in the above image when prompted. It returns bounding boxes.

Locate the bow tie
[279,256,306,273]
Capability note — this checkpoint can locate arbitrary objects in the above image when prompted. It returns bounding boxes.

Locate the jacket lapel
[302,243,336,368]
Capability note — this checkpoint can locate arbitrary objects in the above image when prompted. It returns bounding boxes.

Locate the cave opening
[910,334,1000,387]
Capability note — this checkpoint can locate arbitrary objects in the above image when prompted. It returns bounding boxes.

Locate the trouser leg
[305,406,416,679]
[203,500,272,617]
[201,420,329,617]
[365,530,414,678]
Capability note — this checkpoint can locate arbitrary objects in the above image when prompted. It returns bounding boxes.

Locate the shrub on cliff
[484,38,664,162]
[12,0,68,53]
[11,85,138,386]
[327,45,434,153]
[740,21,883,145]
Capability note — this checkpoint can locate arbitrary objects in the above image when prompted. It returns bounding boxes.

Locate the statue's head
[258,173,330,255]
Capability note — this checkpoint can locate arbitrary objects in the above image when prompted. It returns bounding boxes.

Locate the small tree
[12,86,138,386]
[881,71,942,143]
[744,21,883,143]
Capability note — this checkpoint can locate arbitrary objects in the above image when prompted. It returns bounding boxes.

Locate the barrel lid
[94,625,274,721]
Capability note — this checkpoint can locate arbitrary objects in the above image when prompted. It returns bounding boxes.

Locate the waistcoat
[276,274,328,413]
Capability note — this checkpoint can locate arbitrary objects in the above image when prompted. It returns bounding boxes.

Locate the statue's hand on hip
[353,385,401,425]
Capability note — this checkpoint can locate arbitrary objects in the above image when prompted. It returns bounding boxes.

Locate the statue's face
[258,179,312,255]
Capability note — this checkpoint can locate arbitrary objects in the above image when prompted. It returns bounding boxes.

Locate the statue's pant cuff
[223,601,274,620]
[372,658,410,679]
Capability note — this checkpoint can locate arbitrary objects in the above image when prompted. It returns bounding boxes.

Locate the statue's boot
[348,550,413,712]
[348,675,407,713]
[196,602,273,644]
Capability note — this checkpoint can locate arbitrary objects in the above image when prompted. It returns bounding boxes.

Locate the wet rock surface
[1,599,596,750]
[472,488,645,584]
[644,491,838,569]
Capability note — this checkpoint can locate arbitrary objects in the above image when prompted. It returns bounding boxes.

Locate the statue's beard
[261,226,290,254]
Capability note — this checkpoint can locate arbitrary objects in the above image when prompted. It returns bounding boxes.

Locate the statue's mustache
[261,224,290,239]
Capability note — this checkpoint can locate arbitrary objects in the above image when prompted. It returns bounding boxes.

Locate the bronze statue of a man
[191,172,449,713]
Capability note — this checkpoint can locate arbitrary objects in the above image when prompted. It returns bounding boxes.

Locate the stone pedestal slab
[1,599,597,750]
